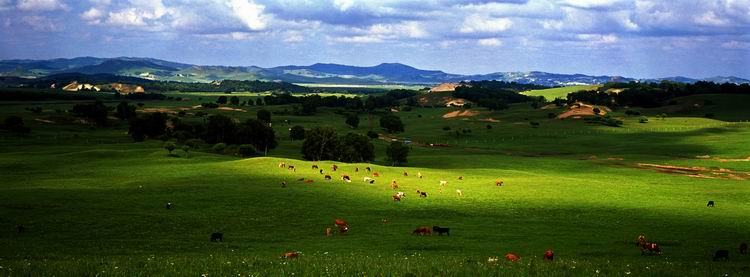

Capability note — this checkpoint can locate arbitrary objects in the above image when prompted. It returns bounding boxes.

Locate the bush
[379,114,404,133]
[367,130,379,139]
[201,103,219,108]
[442,126,451,131]
[639,116,649,123]
[216,96,228,104]
[212,143,227,153]
[548,113,556,119]
[486,125,492,130]
[345,113,359,129]
[238,144,256,157]
[164,142,177,155]
[2,115,30,134]
[223,145,239,156]
[289,125,306,140]
[230,96,240,105]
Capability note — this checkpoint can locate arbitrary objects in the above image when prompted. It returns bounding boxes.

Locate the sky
[0,0,748,79]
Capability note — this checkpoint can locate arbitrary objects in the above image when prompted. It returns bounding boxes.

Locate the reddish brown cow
[335,219,349,234]
[282,252,300,259]
[373,172,380,177]
[642,243,662,255]
[495,180,504,186]
[505,253,520,262]
[412,226,432,236]
[636,234,647,247]
[544,249,554,261]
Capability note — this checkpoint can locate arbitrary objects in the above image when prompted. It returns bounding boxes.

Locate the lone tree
[257,109,271,123]
[386,141,409,166]
[379,114,404,133]
[345,113,360,129]
[164,142,177,155]
[230,96,240,106]
[301,127,339,161]
[216,96,228,104]
[115,101,136,120]
[338,133,375,163]
[289,125,306,140]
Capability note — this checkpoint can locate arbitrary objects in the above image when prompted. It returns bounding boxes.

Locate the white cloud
[478,38,502,46]
[577,33,618,44]
[81,8,105,22]
[721,40,750,50]
[199,31,255,40]
[333,0,356,12]
[283,31,304,43]
[17,0,68,11]
[106,9,147,27]
[21,15,59,31]
[460,15,513,33]
[328,35,383,43]
[694,11,731,27]
[558,0,628,9]
[225,0,268,31]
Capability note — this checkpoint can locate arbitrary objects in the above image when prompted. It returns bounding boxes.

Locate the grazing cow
[636,234,647,247]
[210,233,223,242]
[432,226,450,236]
[281,181,287,188]
[364,177,373,182]
[304,179,314,183]
[417,172,423,179]
[641,243,661,255]
[278,162,286,168]
[282,252,300,259]
[458,176,463,180]
[412,226,432,236]
[420,191,428,198]
[403,171,408,177]
[335,219,349,234]
[392,194,402,202]
[325,227,332,237]
[505,253,520,262]
[332,165,338,171]
[16,225,25,233]
[369,180,375,184]
[320,169,324,174]
[312,165,319,170]
[166,202,172,209]
[341,175,351,182]
[288,166,296,172]
[396,192,405,198]
[740,242,748,254]
[382,219,389,224]
[325,175,332,180]
[297,178,305,181]
[366,167,371,172]
[487,257,499,263]
[390,182,399,190]
[439,180,448,186]
[373,172,380,177]
[495,180,504,186]
[713,250,729,261]
[544,249,554,261]
[355,167,359,172]
[456,189,463,196]
[707,200,715,207]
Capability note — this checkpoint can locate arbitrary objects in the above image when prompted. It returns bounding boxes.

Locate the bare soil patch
[557,103,610,119]
[442,109,480,119]
[635,163,750,180]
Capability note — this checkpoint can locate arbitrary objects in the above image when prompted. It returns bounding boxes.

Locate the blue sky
[0,0,748,78]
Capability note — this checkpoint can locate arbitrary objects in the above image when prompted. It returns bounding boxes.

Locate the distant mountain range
[1,57,747,86]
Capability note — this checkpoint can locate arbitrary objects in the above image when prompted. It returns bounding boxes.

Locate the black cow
[166,202,172,209]
[320,169,324,174]
[325,175,332,180]
[420,192,428,198]
[707,200,715,207]
[433,226,450,236]
[366,167,371,172]
[713,250,729,261]
[210,233,223,242]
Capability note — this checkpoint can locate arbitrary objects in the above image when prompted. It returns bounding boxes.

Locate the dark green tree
[386,141,409,166]
[301,127,340,161]
[289,125,305,140]
[379,113,404,133]
[345,113,360,129]
[257,109,271,123]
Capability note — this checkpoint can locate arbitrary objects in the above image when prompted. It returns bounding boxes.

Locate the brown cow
[458,176,463,180]
[635,234,647,247]
[331,164,338,171]
[278,162,286,168]
[495,180,504,186]
[412,226,432,236]
[325,227,332,237]
[390,180,398,189]
[282,252,300,259]
[304,179,314,183]
[355,167,359,172]
[392,194,402,202]
[642,243,662,255]
[505,253,520,262]
[403,171,408,177]
[335,219,349,234]
[544,249,554,261]
[373,172,380,177]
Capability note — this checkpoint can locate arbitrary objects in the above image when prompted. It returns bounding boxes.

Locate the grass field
[2,92,750,276]
[522,85,599,100]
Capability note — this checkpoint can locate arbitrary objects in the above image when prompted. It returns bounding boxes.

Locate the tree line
[567,81,750,108]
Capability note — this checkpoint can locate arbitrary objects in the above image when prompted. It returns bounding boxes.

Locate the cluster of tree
[379,114,404,133]
[301,127,375,163]
[70,100,111,126]
[116,93,167,101]
[261,94,364,115]
[452,81,536,110]
[142,80,310,93]
[568,81,750,108]
[1,115,30,134]
[0,89,96,101]
[365,89,420,110]
[386,141,410,166]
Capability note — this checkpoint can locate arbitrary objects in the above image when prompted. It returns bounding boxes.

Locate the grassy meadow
[1,91,750,276]
[523,85,600,100]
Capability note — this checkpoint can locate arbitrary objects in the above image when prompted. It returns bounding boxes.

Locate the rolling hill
[0,57,747,86]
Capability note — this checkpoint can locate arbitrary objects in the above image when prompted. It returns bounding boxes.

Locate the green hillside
[522,85,599,100]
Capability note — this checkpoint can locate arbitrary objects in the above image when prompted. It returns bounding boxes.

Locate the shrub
[223,144,239,156]
[379,114,404,133]
[230,96,240,105]
[443,126,451,131]
[639,116,649,123]
[345,113,359,129]
[212,143,227,153]
[216,96,228,104]
[257,109,271,123]
[201,103,219,108]
[705,113,715,119]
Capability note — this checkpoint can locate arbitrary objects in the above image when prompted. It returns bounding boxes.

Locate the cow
[335,219,349,234]
[278,162,286,168]
[544,249,554,261]
[439,180,448,186]
[412,226,432,236]
[505,253,520,262]
[636,234,647,247]
[495,180,504,186]
[332,165,338,171]
[707,200,715,207]
[369,180,375,184]
[487,257,499,263]
[166,202,172,209]
[297,178,305,181]
[373,172,380,177]
[325,227,332,237]
[282,252,300,259]
[364,177,373,182]
[420,191,428,198]
[390,182,399,190]
[281,181,287,188]
[713,250,729,261]
[341,175,352,182]
[641,243,661,255]
[304,179,314,183]
[741,242,748,254]
[325,175,332,180]
[458,176,463,180]
[392,194,402,202]
[432,226,450,236]
[366,167,371,172]
[403,171,408,177]
[312,165,319,170]
[210,233,223,242]
[288,165,296,172]
[396,192,405,198]
[355,167,359,172]
[417,172,423,179]
[456,189,463,196]
[320,169,324,174]
[382,219,389,224]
